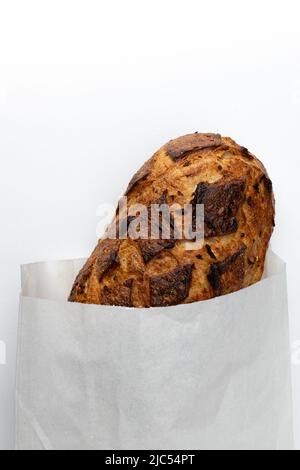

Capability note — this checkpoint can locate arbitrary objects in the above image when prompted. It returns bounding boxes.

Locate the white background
[0,0,299,450]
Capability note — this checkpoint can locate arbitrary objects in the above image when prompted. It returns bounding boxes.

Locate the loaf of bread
[69,133,275,307]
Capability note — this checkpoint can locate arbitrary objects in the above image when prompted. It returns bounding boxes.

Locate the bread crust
[69,133,275,307]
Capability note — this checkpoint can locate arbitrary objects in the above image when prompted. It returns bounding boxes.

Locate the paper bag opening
[16,251,294,450]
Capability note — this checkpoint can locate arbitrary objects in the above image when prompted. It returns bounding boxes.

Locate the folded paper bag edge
[16,251,294,450]
[19,250,286,310]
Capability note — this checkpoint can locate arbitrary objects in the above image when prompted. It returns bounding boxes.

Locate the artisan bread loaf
[69,133,275,307]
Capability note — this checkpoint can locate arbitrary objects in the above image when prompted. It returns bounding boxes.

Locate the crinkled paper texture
[16,251,294,450]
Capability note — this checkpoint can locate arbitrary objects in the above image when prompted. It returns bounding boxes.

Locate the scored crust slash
[69,133,275,307]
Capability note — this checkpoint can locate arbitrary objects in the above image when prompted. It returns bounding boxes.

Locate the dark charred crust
[240,146,254,160]
[137,239,176,263]
[101,279,133,307]
[95,239,120,281]
[207,246,246,297]
[247,196,254,207]
[253,182,260,193]
[150,264,194,307]
[253,175,273,195]
[205,244,217,260]
[192,179,246,237]
[261,175,273,194]
[125,157,154,195]
[166,133,222,161]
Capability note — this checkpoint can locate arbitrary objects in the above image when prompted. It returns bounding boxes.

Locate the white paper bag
[15,251,294,450]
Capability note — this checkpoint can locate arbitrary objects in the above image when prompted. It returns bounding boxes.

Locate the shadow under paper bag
[16,251,294,450]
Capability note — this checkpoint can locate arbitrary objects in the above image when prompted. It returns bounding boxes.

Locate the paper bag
[15,251,294,450]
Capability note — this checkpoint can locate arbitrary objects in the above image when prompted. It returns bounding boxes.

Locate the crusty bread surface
[69,133,275,307]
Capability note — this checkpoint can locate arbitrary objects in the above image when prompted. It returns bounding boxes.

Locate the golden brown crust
[69,133,275,307]
[125,157,155,195]
[95,239,120,280]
